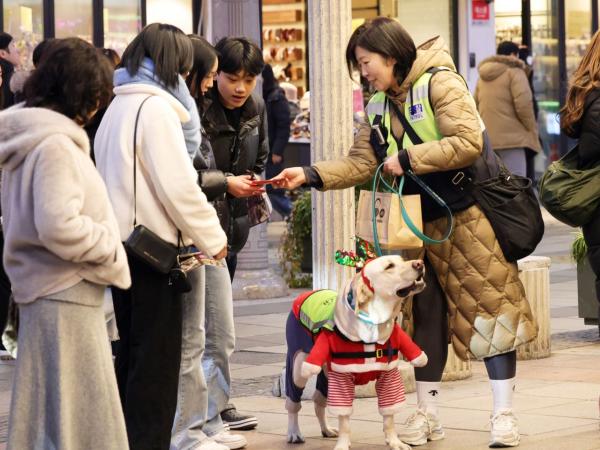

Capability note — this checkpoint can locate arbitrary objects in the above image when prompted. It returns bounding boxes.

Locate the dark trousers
[112,255,183,450]
[583,208,600,325]
[226,252,238,281]
[413,258,516,382]
[0,232,11,350]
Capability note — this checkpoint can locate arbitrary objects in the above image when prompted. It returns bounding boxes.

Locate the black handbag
[124,96,179,274]
[393,102,543,262]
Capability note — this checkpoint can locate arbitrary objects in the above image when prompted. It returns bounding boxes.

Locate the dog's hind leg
[333,415,351,450]
[313,389,338,438]
[383,415,410,450]
[286,350,310,443]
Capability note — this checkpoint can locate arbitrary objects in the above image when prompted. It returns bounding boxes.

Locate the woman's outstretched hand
[269,167,307,190]
[383,153,404,176]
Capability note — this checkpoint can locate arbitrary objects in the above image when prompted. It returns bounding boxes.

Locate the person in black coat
[561,30,600,335]
[262,64,292,218]
[201,37,269,280]
[0,32,20,110]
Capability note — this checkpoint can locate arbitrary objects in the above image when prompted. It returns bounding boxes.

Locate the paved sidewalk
[0,212,598,449]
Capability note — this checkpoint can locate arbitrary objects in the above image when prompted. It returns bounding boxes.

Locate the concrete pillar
[307,0,355,292]
[517,256,552,360]
[209,0,288,300]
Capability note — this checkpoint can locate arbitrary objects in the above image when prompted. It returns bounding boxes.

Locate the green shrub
[279,191,312,287]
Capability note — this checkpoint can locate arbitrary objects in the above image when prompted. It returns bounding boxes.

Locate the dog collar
[361,259,375,293]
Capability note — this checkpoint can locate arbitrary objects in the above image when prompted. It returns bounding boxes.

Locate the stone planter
[577,259,598,325]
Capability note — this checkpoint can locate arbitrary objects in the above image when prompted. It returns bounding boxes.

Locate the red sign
[472,0,490,21]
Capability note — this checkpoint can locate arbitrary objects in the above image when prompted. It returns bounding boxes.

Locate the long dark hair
[346,17,416,89]
[186,35,217,109]
[121,23,193,90]
[262,63,278,98]
[23,38,113,124]
[561,30,600,136]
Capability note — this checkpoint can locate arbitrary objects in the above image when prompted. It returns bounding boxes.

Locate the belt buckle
[375,349,383,358]
[451,171,465,185]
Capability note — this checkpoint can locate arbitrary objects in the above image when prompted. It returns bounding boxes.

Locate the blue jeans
[171,263,235,449]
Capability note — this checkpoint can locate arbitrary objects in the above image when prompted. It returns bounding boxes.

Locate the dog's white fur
[286,255,427,450]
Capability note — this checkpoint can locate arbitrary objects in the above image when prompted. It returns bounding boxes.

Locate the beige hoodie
[0,105,131,304]
[475,55,541,152]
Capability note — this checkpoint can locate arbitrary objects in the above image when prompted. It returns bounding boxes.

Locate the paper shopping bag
[355,190,423,250]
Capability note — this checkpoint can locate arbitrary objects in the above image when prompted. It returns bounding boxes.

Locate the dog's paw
[320,426,339,438]
[385,434,410,450]
[300,361,322,379]
[287,430,305,444]
[333,443,350,450]
[410,351,428,368]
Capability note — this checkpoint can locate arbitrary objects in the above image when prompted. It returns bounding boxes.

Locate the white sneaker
[489,409,520,448]
[198,439,229,450]
[211,430,247,450]
[396,409,445,446]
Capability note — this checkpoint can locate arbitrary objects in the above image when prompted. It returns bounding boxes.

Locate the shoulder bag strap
[132,96,153,228]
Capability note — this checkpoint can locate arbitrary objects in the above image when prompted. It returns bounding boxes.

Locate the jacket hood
[388,36,456,103]
[478,55,526,82]
[0,104,90,170]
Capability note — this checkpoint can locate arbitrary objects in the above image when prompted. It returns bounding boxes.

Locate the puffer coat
[475,55,541,153]
[311,36,537,361]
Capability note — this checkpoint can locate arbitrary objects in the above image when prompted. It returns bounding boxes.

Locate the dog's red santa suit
[301,271,427,416]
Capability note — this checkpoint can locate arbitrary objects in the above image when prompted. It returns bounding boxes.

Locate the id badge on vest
[409,103,425,122]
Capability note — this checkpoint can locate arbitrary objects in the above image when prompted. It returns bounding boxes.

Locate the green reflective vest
[365,67,444,154]
[298,289,337,333]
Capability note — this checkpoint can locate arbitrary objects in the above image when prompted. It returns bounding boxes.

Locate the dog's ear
[354,275,374,312]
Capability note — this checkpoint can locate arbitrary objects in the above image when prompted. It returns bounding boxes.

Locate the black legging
[413,258,516,382]
[0,232,12,350]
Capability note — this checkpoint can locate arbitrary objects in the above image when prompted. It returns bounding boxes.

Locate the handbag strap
[132,96,153,228]
[386,97,424,145]
[371,164,454,256]
[132,96,183,250]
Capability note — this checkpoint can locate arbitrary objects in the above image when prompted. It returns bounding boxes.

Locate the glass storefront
[531,0,560,163]
[397,0,454,55]
[495,0,523,45]
[103,0,141,55]
[146,0,192,34]
[2,0,43,68]
[54,0,92,41]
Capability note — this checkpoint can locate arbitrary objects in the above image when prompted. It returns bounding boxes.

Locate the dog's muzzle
[395,272,425,297]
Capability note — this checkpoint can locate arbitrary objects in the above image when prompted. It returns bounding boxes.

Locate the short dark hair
[23,38,113,124]
[497,41,519,56]
[346,17,416,88]
[186,35,217,102]
[32,38,55,67]
[262,63,278,98]
[0,32,13,51]
[215,37,264,77]
[121,23,193,89]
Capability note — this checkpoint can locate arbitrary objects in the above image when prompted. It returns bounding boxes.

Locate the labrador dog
[284,255,427,450]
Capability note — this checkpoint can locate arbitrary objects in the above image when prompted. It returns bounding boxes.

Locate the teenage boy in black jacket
[200,36,268,435]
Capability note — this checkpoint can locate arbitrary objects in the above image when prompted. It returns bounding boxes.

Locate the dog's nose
[412,260,424,272]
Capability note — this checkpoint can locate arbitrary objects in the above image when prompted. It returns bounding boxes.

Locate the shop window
[397,0,453,56]
[2,0,43,69]
[565,0,591,79]
[55,0,92,42]
[495,0,522,45]
[104,0,142,56]
[146,0,193,34]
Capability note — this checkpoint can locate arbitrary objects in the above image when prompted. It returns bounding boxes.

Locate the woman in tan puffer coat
[475,41,541,177]
[273,17,536,448]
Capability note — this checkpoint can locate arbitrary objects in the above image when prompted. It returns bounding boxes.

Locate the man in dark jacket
[200,35,268,435]
[0,32,20,110]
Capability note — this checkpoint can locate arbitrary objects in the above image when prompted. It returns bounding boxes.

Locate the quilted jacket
[475,55,541,153]
[310,36,538,360]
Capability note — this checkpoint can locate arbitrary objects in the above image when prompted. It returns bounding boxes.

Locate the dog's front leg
[286,397,304,444]
[383,415,410,450]
[312,390,338,438]
[333,415,351,450]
